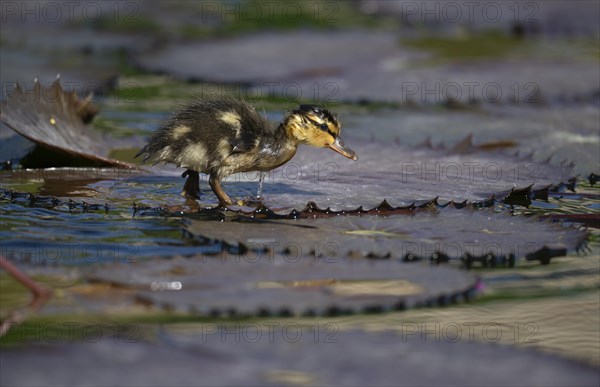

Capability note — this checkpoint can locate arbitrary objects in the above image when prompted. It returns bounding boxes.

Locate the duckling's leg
[181,169,201,200]
[209,174,232,206]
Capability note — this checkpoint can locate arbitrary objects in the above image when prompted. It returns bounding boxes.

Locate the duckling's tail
[134,146,149,164]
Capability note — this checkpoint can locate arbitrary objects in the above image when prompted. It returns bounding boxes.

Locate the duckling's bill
[328,137,358,161]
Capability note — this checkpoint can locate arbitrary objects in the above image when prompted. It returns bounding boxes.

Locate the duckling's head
[283,105,358,160]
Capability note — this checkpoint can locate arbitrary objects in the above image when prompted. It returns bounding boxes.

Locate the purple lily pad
[1,329,597,387]
[183,207,587,264]
[0,79,136,169]
[136,29,600,105]
[87,255,478,316]
[178,138,575,210]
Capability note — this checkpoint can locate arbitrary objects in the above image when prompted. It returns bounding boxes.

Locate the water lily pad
[202,138,575,210]
[136,30,600,105]
[87,255,478,316]
[345,105,599,176]
[184,207,587,263]
[1,329,598,387]
[0,79,136,169]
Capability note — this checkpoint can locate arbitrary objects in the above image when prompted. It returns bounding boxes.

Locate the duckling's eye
[320,123,328,131]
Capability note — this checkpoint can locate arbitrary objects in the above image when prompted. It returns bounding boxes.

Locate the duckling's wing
[230,138,253,154]
[224,99,273,155]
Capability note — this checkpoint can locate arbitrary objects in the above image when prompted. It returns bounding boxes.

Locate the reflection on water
[0,170,204,264]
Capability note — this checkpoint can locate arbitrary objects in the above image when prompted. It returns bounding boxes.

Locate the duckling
[136,97,357,205]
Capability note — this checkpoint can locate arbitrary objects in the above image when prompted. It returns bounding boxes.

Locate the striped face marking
[285,104,357,161]
[298,105,341,138]
[303,113,338,139]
